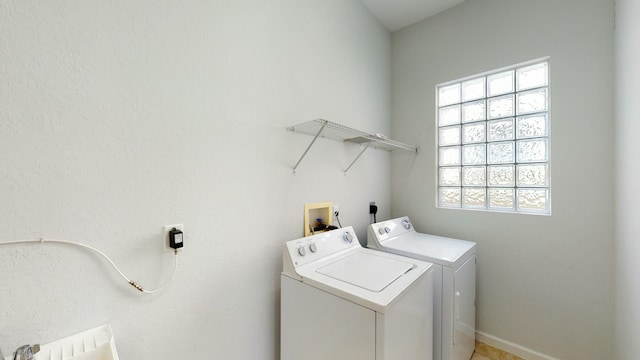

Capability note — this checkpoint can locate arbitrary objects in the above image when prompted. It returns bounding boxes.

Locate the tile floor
[471,341,524,360]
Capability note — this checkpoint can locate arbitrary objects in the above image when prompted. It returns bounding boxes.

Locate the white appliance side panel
[442,266,455,360]
[281,276,376,360]
[431,265,444,360]
[376,270,434,360]
[453,255,476,360]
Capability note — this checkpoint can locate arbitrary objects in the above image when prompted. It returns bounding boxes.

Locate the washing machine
[367,216,477,360]
[281,226,434,360]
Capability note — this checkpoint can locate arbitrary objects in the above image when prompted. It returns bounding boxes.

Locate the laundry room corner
[389,1,615,359]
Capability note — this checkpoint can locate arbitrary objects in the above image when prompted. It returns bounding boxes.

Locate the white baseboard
[476,331,561,360]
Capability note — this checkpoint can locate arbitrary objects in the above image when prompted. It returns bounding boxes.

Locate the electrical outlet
[333,205,340,217]
[163,224,184,252]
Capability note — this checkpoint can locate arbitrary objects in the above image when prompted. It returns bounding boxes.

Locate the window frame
[435,57,551,215]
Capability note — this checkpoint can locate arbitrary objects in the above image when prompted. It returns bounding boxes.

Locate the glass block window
[436,59,550,214]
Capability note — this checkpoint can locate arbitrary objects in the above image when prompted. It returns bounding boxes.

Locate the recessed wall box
[304,201,333,237]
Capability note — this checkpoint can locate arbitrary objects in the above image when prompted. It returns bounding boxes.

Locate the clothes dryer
[281,226,434,360]
[368,217,477,360]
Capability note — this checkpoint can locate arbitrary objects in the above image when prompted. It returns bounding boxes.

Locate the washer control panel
[284,227,360,267]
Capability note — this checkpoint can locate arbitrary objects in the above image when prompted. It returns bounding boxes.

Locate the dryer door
[453,255,476,360]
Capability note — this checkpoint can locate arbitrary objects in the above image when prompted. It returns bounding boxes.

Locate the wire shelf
[287,119,418,173]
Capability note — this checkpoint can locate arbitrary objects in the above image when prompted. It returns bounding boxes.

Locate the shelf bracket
[292,120,327,174]
[344,142,371,174]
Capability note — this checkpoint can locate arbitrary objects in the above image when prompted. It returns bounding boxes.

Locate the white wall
[614,0,640,358]
[390,0,614,359]
[0,1,392,358]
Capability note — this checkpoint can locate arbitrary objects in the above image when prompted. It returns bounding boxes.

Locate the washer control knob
[298,246,306,256]
[402,219,411,229]
[384,226,391,234]
[309,242,318,253]
[343,232,354,243]
[378,227,385,235]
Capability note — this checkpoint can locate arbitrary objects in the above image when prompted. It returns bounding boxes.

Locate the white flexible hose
[0,238,178,294]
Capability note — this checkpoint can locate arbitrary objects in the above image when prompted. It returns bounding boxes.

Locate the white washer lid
[316,252,414,292]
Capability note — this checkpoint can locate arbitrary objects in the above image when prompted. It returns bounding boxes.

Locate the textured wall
[390,0,614,359]
[614,0,640,358]
[0,1,392,358]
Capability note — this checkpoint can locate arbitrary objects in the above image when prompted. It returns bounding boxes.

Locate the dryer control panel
[284,227,360,268]
[368,216,415,244]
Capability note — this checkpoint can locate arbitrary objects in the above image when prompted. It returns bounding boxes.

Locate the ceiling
[360,0,467,32]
